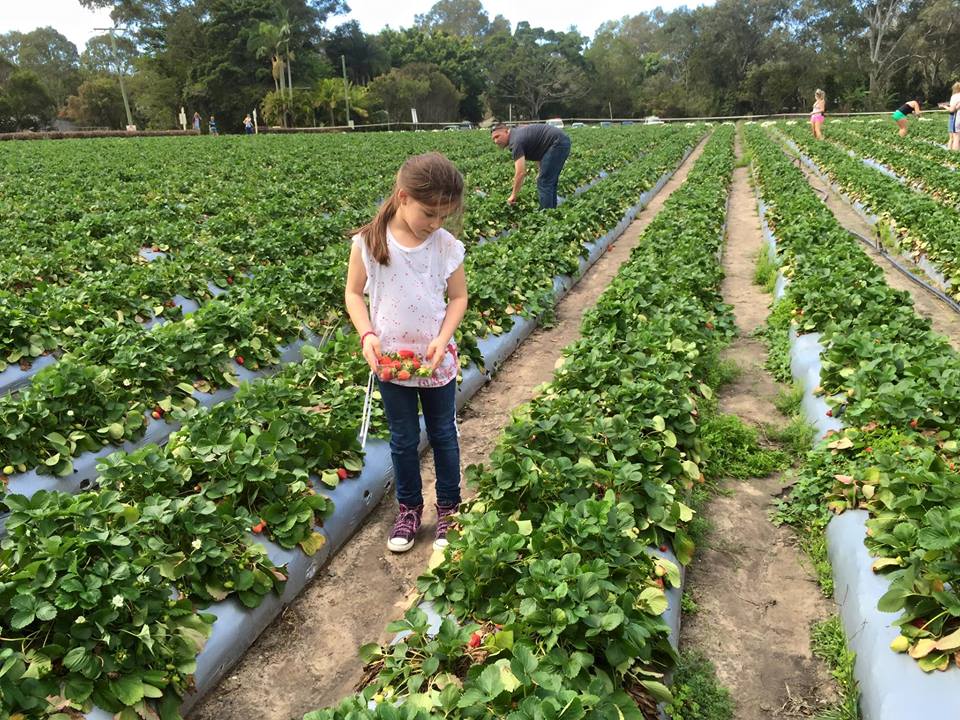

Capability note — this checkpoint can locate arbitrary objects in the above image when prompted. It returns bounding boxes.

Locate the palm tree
[278,12,294,103]
[313,78,342,126]
[249,21,287,125]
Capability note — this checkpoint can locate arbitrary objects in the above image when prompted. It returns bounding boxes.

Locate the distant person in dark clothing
[491,122,571,209]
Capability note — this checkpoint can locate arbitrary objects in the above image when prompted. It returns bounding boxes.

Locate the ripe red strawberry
[468,633,482,648]
[412,359,421,369]
[236,355,244,365]
[251,519,267,534]
[398,349,415,359]
[226,276,234,285]
[705,321,715,330]
[659,545,668,552]
[910,419,919,429]
[336,467,348,480]
[826,409,833,417]
[911,618,927,629]
[397,370,411,381]
[864,446,873,453]
[380,367,393,381]
[151,409,162,420]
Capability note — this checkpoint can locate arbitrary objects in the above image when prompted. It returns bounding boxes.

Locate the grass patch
[764,414,815,461]
[798,532,835,597]
[753,245,779,293]
[701,413,791,480]
[810,617,860,720]
[703,356,741,392]
[681,591,699,614]
[753,298,793,383]
[665,650,734,720]
[774,383,803,416]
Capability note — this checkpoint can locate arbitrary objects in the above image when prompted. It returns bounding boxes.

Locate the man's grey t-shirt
[508,124,567,161]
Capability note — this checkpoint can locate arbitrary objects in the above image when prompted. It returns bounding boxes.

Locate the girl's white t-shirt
[354,227,465,388]
[951,93,960,113]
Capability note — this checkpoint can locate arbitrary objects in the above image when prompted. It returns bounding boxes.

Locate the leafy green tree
[0,69,56,130]
[415,0,491,38]
[61,76,130,128]
[81,34,139,76]
[379,27,485,121]
[484,24,588,119]
[325,21,390,85]
[585,16,662,117]
[0,27,81,107]
[367,63,459,124]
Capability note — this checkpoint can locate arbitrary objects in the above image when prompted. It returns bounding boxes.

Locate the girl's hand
[426,337,446,371]
[507,194,517,205]
[362,335,381,372]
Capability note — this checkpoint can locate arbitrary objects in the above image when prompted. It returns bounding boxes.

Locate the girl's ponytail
[357,191,399,265]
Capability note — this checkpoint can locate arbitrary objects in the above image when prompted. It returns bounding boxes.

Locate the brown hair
[953,81,960,95]
[355,152,464,265]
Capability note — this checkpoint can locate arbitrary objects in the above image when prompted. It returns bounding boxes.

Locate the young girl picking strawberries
[345,152,468,553]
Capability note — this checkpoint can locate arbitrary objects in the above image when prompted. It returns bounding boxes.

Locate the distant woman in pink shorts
[810,89,826,140]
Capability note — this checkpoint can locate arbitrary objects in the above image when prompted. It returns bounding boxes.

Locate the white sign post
[253,109,259,134]
[178,106,187,130]
[411,108,419,128]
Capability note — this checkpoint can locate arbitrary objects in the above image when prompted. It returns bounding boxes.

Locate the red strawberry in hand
[397,370,411,381]
[398,349,415,359]
[380,367,393,381]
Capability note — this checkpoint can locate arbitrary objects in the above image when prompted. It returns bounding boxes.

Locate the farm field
[5,117,960,720]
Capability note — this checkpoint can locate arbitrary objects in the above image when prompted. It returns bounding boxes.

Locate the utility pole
[95,27,134,129]
[608,101,613,120]
[341,55,351,127]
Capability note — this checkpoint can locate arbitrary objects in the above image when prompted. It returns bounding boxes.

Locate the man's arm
[508,157,525,204]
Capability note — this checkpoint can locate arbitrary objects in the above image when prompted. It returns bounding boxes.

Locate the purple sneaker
[433,502,459,551]
[387,502,423,553]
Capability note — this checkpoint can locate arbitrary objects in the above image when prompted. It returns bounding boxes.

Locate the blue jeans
[377,378,460,507]
[537,135,572,209]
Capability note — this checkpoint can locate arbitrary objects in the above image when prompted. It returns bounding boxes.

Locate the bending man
[491,122,571,209]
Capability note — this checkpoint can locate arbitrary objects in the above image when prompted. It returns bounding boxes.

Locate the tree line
[1,0,958,133]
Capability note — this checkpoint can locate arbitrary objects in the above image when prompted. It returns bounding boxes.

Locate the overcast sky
[1,0,707,53]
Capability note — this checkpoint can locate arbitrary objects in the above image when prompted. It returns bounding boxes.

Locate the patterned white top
[353,227,465,388]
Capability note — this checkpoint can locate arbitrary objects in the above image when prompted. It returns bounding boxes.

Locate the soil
[782,134,960,350]
[188,136,711,720]
[678,135,838,719]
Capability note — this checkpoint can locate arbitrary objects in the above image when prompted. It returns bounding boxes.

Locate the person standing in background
[810,89,826,140]
[937,82,960,151]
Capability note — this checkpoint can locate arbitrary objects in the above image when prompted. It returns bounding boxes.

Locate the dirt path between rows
[779,133,960,351]
[189,135,711,720]
[679,134,837,719]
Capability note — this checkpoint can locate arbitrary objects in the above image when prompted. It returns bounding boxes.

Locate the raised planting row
[745,122,960,716]
[779,121,960,295]
[0,126,658,379]
[301,125,737,720]
[0,131,707,719]
[0,126,703,491]
[823,122,960,208]
[837,119,960,170]
[0,126,663,302]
